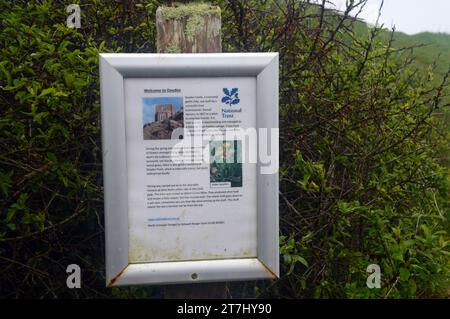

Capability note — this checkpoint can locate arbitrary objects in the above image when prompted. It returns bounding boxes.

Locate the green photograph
[209,140,242,188]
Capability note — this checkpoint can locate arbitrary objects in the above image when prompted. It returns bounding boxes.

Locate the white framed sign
[99,53,279,286]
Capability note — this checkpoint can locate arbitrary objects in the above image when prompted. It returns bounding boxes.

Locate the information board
[124,77,257,263]
[100,53,279,286]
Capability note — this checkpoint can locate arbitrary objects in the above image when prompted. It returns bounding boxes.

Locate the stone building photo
[154,104,174,122]
[142,97,184,140]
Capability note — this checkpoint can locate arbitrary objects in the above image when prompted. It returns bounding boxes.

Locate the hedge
[0,0,449,298]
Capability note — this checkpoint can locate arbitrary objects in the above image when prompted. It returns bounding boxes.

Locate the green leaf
[0,61,12,85]
[0,170,13,196]
[293,255,309,268]
[6,209,16,223]
[399,268,410,281]
[39,87,56,97]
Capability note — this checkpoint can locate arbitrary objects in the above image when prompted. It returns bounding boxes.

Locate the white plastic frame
[99,53,279,286]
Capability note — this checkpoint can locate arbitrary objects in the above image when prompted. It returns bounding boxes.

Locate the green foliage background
[0,0,449,298]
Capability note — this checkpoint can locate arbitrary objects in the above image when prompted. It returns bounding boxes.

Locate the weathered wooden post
[156,2,221,53]
[156,2,226,299]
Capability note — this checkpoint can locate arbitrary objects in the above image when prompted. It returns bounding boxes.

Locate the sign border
[99,53,279,286]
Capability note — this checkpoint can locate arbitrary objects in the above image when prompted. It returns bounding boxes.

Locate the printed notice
[124,77,257,263]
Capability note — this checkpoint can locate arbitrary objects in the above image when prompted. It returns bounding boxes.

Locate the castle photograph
[142,97,184,140]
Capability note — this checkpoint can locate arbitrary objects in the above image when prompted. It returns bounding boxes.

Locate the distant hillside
[352,20,450,77]
[310,3,450,95]
[320,2,450,102]
[336,10,450,164]
[349,19,450,124]
[386,31,450,85]
[395,32,450,66]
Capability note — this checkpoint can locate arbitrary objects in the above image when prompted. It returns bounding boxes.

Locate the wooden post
[156,2,221,53]
[156,2,227,299]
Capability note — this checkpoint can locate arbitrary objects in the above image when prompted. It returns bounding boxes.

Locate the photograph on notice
[209,140,242,188]
[142,97,184,140]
